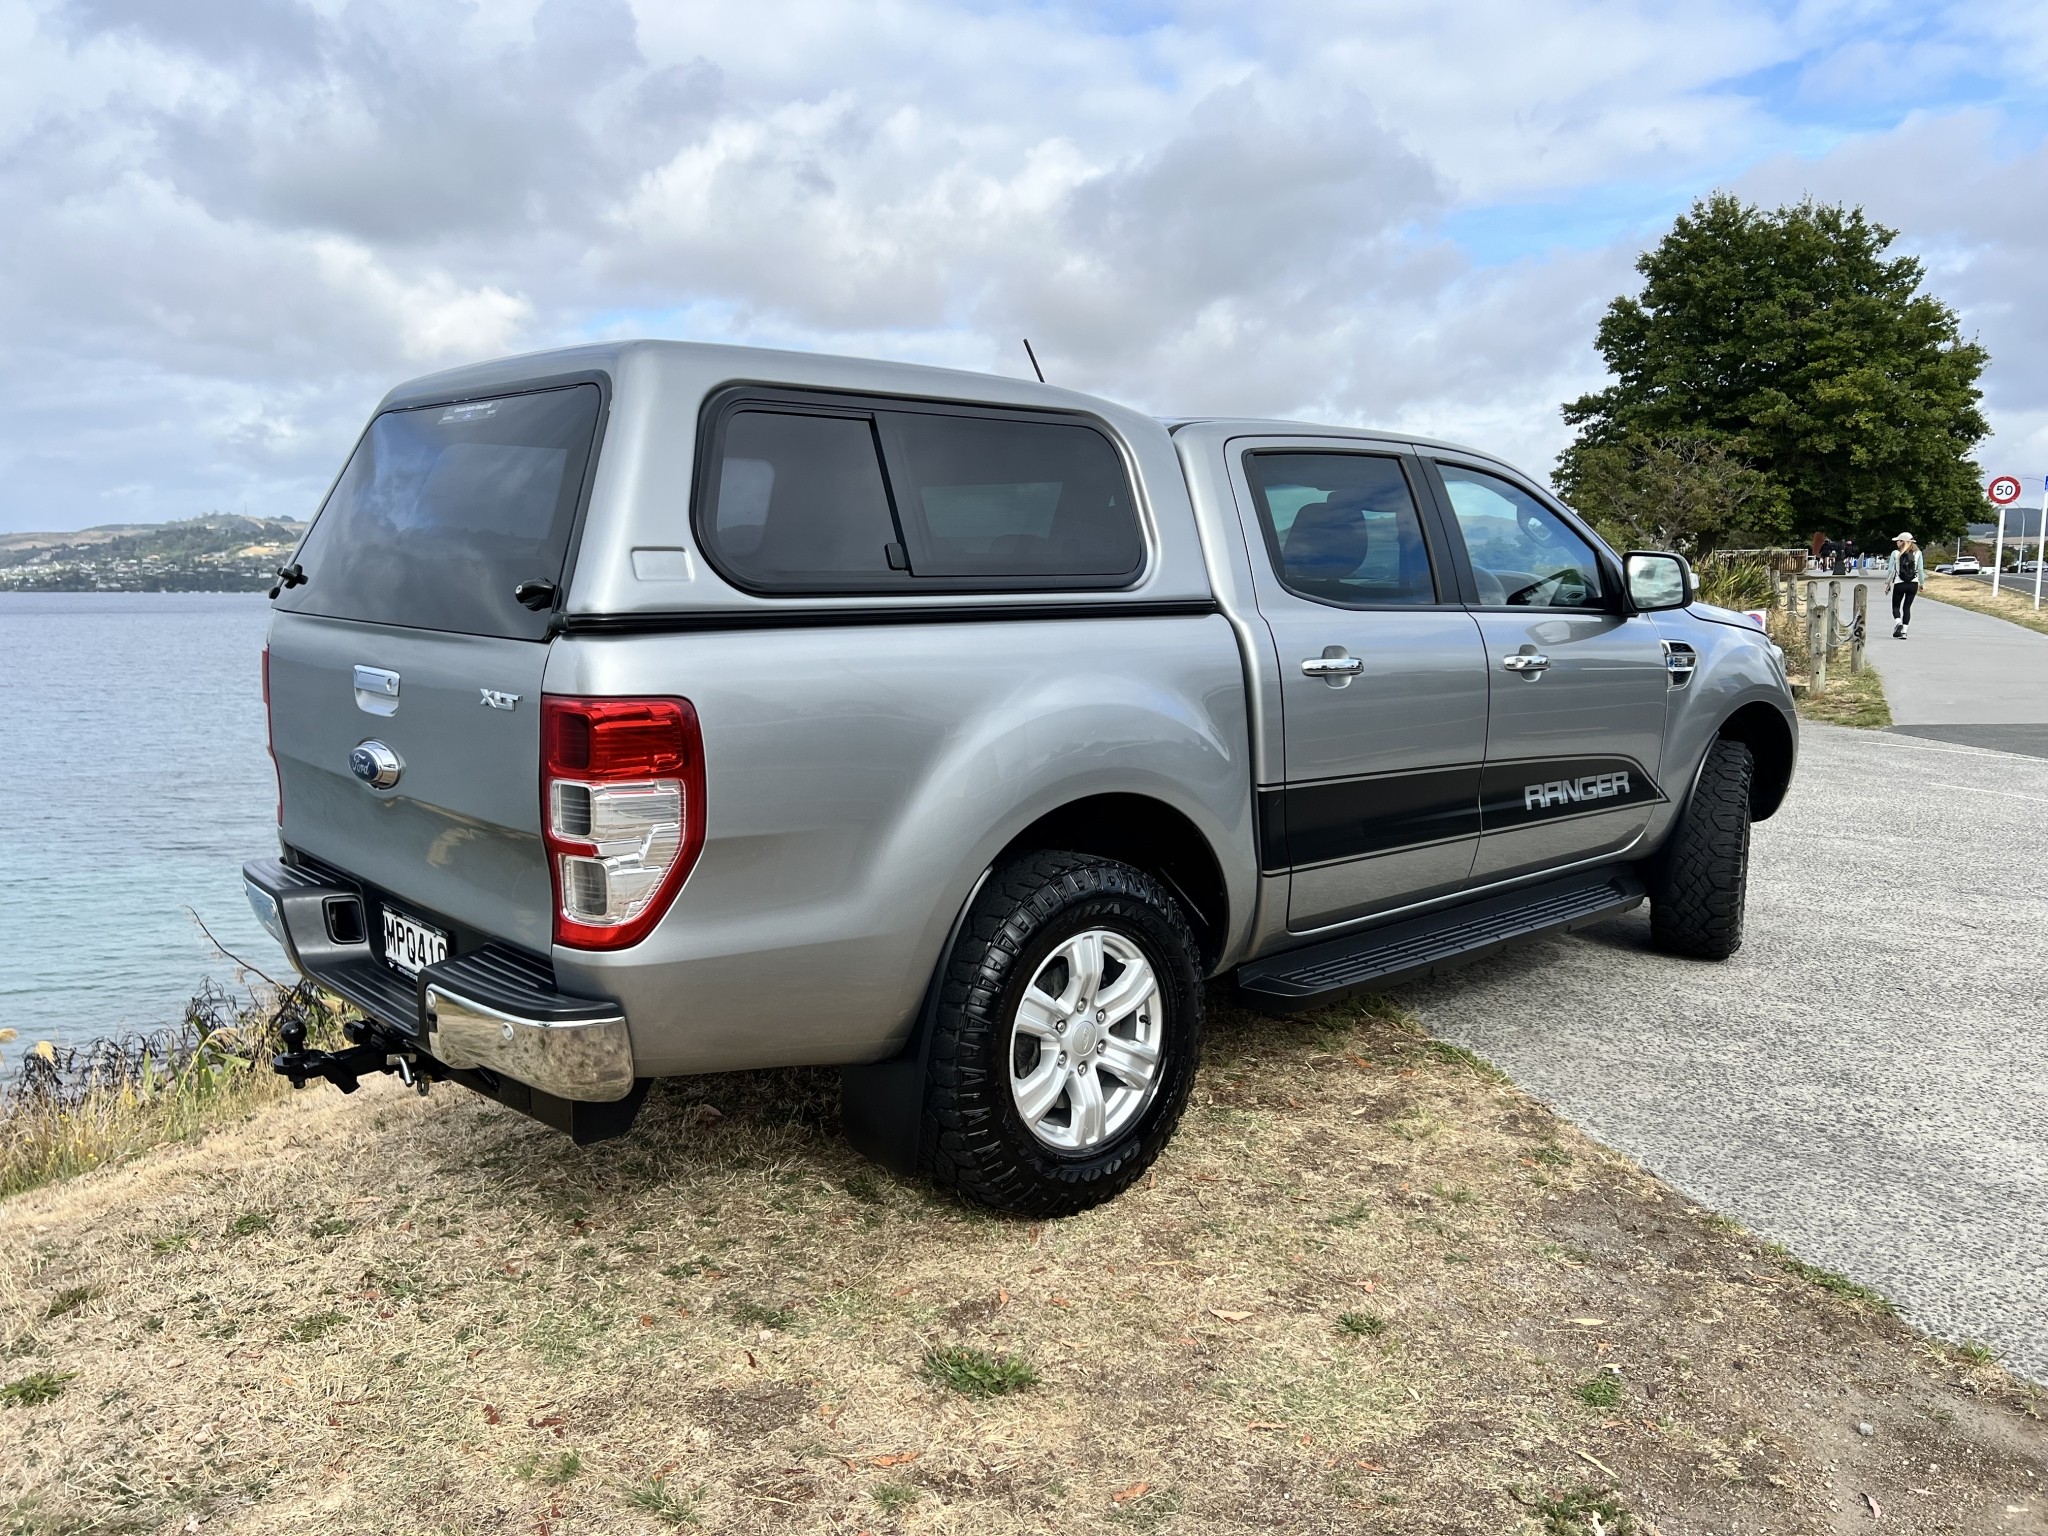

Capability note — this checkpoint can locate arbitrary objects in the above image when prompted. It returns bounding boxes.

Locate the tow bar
[274,1017,433,1096]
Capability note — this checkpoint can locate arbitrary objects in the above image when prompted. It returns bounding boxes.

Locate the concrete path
[1860,589,2048,757]
[1397,722,2048,1382]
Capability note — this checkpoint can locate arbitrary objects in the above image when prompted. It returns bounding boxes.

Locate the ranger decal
[1523,771,1631,811]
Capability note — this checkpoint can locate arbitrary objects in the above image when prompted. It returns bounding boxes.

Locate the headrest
[1283,498,1372,580]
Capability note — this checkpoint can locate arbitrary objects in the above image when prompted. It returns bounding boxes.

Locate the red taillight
[263,644,280,826]
[541,696,705,950]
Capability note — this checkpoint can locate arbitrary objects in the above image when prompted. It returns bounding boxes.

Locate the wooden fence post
[1827,579,1842,654]
[1806,585,1827,691]
[1851,583,1868,674]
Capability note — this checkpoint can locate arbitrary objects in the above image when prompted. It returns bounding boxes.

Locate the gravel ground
[1399,721,2048,1383]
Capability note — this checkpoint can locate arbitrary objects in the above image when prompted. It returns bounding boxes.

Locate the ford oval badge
[349,740,402,789]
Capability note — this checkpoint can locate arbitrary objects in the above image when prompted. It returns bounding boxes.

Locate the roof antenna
[1022,338,1046,384]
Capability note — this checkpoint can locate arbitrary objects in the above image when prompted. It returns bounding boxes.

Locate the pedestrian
[1888,531,1923,638]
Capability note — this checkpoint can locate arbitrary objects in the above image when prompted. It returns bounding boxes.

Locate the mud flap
[839,872,990,1177]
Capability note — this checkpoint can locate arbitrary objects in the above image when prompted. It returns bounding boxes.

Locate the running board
[1235,867,1646,1013]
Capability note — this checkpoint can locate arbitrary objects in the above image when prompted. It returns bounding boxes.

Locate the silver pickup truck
[243,340,1795,1216]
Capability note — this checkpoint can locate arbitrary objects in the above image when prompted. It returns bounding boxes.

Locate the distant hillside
[0,515,307,592]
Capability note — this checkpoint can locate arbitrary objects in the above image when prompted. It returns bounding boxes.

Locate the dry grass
[2,992,2043,1535]
[0,985,347,1200]
[1921,573,2048,638]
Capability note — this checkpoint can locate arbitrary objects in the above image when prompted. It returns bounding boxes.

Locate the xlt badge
[1524,771,1630,811]
[479,689,521,711]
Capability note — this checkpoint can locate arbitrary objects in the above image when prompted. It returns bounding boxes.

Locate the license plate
[381,907,449,977]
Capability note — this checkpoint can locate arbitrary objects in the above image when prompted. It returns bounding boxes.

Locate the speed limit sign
[1989,475,2024,505]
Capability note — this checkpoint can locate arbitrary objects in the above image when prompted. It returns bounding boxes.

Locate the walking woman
[1888,531,1923,638]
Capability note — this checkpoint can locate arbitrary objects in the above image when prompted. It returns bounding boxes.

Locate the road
[1397,721,2048,1383]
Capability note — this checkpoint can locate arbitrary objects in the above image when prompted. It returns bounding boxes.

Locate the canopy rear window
[277,383,603,639]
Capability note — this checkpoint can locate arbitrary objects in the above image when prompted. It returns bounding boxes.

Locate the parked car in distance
[243,340,1799,1216]
[1952,556,1981,575]
[1936,564,1954,574]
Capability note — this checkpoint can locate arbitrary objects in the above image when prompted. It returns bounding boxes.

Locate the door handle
[1301,654,1365,678]
[1501,653,1550,675]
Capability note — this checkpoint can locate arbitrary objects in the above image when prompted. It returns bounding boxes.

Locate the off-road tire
[1650,737,1754,960]
[923,851,1203,1217]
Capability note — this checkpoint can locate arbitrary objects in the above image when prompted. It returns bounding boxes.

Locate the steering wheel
[1506,567,1589,607]
[1472,566,1507,605]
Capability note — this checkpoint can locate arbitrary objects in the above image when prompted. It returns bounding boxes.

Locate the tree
[1557,195,1988,548]
[1562,430,1779,557]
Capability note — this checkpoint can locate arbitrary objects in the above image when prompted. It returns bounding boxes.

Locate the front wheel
[1649,737,1754,960]
[923,851,1204,1217]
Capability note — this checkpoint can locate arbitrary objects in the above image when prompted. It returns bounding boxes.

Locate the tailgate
[263,379,606,957]
[269,612,553,952]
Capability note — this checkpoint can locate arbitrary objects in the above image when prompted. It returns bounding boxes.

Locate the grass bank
[3,992,2040,1534]
[0,984,346,1199]
[1922,573,2048,638]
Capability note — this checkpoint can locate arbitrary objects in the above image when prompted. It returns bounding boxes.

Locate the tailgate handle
[353,665,401,717]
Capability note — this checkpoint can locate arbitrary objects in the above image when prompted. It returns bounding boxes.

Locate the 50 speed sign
[1989,475,2024,505]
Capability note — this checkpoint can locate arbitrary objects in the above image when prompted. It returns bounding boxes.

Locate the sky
[3,0,2046,533]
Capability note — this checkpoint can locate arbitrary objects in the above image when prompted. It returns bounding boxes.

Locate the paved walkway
[1397,723,2048,1382]
[1861,588,2048,757]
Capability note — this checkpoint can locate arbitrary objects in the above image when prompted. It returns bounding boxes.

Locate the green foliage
[628,1477,703,1526]
[514,1452,581,1485]
[1693,555,1776,611]
[1563,431,1779,557]
[0,1372,76,1408]
[1773,1248,1894,1311]
[870,1482,920,1513]
[44,1290,90,1320]
[290,1311,346,1344]
[920,1344,1038,1397]
[1559,195,1988,548]
[1530,1483,1636,1535]
[1575,1373,1622,1409]
[727,1299,796,1331]
[1337,1311,1387,1337]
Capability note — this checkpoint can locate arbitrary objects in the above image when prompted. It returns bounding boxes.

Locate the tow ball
[274,1017,433,1097]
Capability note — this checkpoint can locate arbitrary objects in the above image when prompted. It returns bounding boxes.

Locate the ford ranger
[244,341,1796,1217]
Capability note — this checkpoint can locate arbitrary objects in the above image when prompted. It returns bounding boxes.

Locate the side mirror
[1625,551,1691,611]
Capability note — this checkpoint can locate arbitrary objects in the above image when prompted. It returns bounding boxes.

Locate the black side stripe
[556,598,1221,635]
[1261,756,1663,875]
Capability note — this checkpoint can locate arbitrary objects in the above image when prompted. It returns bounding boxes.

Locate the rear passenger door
[1231,443,1491,931]
[1420,457,1670,881]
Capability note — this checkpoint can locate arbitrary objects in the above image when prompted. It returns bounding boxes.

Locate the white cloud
[0,0,2043,529]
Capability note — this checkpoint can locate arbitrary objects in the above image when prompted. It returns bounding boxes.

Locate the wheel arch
[992,793,1231,971]
[1716,701,1795,821]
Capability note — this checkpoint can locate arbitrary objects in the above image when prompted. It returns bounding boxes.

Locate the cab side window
[1436,464,1604,609]
[1244,452,1438,607]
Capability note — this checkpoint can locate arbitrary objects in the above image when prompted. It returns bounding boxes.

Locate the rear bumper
[242,857,636,1104]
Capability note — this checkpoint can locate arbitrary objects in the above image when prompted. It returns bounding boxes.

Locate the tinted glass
[886,412,1143,578]
[1243,452,1437,606]
[278,384,601,640]
[1438,464,1605,609]
[706,410,902,591]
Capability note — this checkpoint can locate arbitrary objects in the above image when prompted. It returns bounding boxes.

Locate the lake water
[2,593,281,1053]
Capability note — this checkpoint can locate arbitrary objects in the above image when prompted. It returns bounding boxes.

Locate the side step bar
[1235,867,1645,1013]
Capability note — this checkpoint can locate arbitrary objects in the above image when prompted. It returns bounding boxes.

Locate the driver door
[1423,457,1672,881]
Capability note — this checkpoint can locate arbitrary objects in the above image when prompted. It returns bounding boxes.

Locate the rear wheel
[923,851,1203,1217]
[1650,737,1754,960]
